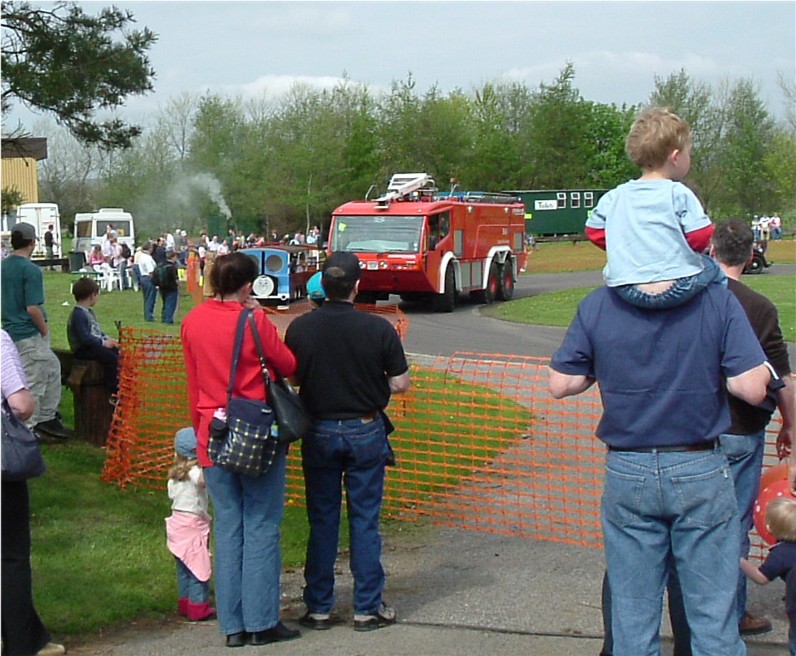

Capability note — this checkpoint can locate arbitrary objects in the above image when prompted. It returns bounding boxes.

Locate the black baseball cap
[322,251,361,282]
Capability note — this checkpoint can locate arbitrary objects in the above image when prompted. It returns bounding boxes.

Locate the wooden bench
[32,257,70,272]
[53,348,115,446]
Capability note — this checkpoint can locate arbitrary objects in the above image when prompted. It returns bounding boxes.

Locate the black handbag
[1,399,47,481]
[209,310,278,477]
[246,313,312,444]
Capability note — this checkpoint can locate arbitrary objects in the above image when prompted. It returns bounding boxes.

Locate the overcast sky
[4,0,795,133]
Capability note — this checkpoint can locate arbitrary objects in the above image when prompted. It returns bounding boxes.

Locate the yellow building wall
[1,157,40,203]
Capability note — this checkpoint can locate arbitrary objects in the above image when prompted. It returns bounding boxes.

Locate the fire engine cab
[327,173,528,311]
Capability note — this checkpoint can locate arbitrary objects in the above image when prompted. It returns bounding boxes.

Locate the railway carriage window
[570,192,581,209]
[557,192,566,209]
[585,191,594,208]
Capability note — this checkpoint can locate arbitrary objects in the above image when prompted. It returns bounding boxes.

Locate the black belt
[608,440,718,453]
[321,411,379,422]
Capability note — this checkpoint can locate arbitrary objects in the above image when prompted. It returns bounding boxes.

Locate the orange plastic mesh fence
[101,323,789,559]
[100,301,409,489]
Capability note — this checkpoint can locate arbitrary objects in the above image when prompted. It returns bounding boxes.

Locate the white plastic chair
[92,264,121,292]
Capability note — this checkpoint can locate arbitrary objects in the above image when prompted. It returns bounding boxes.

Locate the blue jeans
[160,289,178,323]
[140,275,157,321]
[617,254,725,310]
[721,432,766,621]
[602,448,746,656]
[790,619,796,655]
[302,415,389,616]
[665,431,767,655]
[204,451,286,636]
[175,557,209,603]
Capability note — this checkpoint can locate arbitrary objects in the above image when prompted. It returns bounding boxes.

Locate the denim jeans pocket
[719,433,758,463]
[301,430,335,468]
[603,465,646,527]
[347,421,388,468]
[672,459,736,528]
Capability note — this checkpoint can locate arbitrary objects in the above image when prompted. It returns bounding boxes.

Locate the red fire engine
[327,173,528,311]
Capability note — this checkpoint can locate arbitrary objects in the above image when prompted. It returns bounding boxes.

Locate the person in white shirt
[137,242,158,321]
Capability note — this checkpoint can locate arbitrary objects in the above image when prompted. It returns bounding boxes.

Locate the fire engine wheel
[496,261,514,301]
[434,266,456,313]
[471,262,498,305]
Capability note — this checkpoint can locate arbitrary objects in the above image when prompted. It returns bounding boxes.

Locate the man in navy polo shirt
[549,282,770,656]
[285,251,410,633]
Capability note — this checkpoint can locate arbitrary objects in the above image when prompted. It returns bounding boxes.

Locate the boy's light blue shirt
[586,179,710,286]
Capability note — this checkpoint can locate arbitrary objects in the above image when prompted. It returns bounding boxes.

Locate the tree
[712,78,776,217]
[2,1,157,149]
[36,118,104,230]
[525,63,596,188]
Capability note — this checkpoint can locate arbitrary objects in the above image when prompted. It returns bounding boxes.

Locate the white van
[74,208,136,256]
[10,203,62,260]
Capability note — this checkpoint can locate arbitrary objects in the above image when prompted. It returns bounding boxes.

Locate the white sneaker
[36,643,66,656]
[353,603,396,631]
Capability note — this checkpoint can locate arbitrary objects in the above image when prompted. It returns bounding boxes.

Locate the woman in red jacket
[181,252,300,649]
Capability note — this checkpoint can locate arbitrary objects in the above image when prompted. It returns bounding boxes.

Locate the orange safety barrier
[101,320,789,560]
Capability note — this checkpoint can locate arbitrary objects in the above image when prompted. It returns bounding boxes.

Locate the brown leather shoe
[739,611,772,635]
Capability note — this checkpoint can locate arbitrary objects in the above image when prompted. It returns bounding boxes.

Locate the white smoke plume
[186,173,232,219]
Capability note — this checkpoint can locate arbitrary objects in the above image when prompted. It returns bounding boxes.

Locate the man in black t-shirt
[285,252,410,633]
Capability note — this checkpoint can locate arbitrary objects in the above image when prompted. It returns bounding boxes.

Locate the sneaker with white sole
[353,603,396,632]
[36,643,66,656]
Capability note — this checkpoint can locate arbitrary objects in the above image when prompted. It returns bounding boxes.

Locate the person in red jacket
[181,252,299,649]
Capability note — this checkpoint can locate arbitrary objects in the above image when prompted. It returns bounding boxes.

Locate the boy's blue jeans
[616,254,725,310]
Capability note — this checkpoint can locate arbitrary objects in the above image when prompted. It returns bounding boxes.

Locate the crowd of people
[1,107,794,656]
[752,213,784,241]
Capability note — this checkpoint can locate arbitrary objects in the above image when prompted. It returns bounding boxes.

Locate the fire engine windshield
[331,215,424,253]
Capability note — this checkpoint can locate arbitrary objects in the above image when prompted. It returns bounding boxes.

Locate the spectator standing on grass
[156,250,180,324]
[285,252,410,633]
[1,329,66,656]
[67,277,120,396]
[549,261,770,655]
[181,251,299,648]
[771,213,783,240]
[0,223,70,439]
[759,214,772,241]
[166,427,216,622]
[137,242,158,322]
[585,107,723,310]
[153,236,167,265]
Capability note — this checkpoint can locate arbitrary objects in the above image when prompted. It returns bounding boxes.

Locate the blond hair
[168,453,198,481]
[765,497,796,543]
[625,107,692,170]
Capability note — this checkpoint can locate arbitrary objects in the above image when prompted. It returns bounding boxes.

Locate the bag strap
[246,312,272,388]
[226,309,253,403]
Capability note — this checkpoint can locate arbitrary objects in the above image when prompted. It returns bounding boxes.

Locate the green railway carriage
[504,189,608,237]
